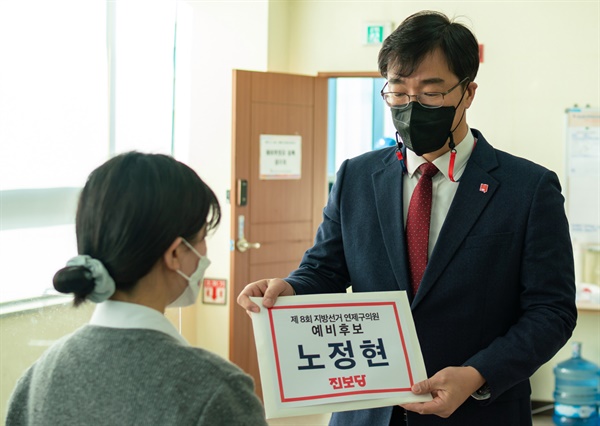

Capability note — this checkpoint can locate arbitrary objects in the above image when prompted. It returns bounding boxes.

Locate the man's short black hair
[378,11,479,83]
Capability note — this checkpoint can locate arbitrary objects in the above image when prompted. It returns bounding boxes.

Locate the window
[0,0,181,305]
[326,77,395,189]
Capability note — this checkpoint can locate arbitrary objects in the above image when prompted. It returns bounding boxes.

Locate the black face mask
[391,103,456,156]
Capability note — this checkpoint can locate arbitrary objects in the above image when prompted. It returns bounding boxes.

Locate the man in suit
[237,10,576,425]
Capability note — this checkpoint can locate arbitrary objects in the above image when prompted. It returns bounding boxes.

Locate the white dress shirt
[89,300,189,346]
[403,128,476,257]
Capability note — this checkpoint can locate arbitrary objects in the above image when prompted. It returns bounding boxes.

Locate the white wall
[181,1,270,359]
[287,1,599,183]
[267,0,291,73]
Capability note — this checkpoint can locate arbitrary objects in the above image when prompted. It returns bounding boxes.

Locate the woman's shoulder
[92,327,249,377]
[175,343,249,378]
[29,326,252,387]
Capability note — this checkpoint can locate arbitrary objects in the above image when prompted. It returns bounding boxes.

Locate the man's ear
[464,81,478,109]
[163,237,183,272]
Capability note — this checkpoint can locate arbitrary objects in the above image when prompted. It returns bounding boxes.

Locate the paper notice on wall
[250,291,430,419]
[565,109,600,244]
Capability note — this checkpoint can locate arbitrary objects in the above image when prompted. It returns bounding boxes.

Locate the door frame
[228,70,382,399]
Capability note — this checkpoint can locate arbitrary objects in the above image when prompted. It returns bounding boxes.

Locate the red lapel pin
[479,183,489,193]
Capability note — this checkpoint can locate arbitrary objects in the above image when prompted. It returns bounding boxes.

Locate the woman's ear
[163,237,183,272]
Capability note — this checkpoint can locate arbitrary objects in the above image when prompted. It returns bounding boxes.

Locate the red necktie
[406,162,439,295]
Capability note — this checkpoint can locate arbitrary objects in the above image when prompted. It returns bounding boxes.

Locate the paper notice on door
[250,291,431,419]
[259,134,302,180]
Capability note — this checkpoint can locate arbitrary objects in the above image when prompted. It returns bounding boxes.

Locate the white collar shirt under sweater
[90,300,189,346]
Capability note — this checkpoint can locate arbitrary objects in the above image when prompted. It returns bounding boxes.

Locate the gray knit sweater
[6,326,268,425]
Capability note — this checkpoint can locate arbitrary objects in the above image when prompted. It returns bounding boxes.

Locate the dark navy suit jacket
[286,129,577,426]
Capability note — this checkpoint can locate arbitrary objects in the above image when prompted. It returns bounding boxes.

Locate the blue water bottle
[553,341,599,425]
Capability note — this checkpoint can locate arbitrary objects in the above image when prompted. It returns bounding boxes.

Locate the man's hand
[236,278,295,315]
[400,366,486,418]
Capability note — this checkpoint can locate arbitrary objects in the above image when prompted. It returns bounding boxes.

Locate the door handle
[236,238,261,252]
[236,215,261,252]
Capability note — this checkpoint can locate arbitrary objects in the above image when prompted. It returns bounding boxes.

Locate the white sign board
[259,134,302,180]
[565,108,600,245]
[250,291,430,419]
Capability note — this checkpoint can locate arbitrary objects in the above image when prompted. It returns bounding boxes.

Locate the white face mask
[168,238,211,308]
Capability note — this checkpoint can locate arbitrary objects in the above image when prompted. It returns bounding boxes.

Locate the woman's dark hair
[53,152,221,305]
[378,11,479,83]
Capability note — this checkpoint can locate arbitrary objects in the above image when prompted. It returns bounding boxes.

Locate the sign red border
[267,301,414,403]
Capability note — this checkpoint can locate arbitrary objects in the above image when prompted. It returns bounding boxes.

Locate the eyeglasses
[380,77,469,110]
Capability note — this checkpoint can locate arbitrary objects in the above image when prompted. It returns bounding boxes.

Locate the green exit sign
[363,21,392,46]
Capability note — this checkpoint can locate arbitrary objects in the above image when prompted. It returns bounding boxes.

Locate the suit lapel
[411,133,500,309]
[372,154,411,292]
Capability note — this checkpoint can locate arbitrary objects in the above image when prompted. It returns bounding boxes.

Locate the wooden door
[229,70,328,400]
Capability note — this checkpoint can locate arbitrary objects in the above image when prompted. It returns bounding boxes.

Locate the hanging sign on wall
[202,278,227,305]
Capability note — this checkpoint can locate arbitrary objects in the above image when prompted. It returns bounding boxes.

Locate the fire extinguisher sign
[202,278,227,305]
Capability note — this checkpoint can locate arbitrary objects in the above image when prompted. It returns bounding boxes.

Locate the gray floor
[267,412,556,425]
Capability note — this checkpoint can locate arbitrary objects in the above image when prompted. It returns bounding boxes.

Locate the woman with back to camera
[6,152,268,425]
